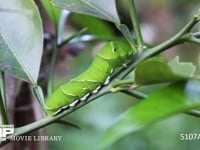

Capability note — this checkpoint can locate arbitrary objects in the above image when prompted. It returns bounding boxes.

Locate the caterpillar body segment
[45,41,133,116]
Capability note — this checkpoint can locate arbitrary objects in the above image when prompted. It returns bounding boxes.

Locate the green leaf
[41,0,61,27]
[0,0,43,84]
[134,56,196,85]
[100,80,200,148]
[168,56,196,77]
[71,13,115,37]
[52,0,120,24]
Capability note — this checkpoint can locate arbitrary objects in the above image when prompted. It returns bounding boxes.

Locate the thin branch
[58,28,87,48]
[47,43,59,97]
[111,79,134,88]
[0,85,112,147]
[187,33,200,44]
[32,85,47,116]
[121,90,147,99]
[0,71,9,124]
[186,109,200,118]
[193,32,200,38]
[128,0,144,49]
[116,24,137,52]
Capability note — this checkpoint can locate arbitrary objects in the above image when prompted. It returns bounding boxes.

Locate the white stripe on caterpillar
[92,86,101,94]
[110,68,114,74]
[60,87,76,96]
[69,100,80,107]
[80,93,90,101]
[87,80,99,83]
[54,108,62,115]
[62,104,69,109]
[104,76,110,85]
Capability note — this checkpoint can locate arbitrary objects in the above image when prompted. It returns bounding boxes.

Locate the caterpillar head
[98,41,133,67]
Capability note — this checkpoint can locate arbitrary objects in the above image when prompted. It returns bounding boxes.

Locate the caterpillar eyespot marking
[80,93,90,101]
[45,41,133,116]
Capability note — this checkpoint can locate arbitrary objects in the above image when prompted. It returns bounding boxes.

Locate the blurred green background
[46,0,200,149]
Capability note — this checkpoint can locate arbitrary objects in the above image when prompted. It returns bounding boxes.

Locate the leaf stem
[0,71,9,124]
[32,85,47,115]
[111,79,134,88]
[47,43,58,97]
[58,28,88,48]
[186,110,200,118]
[193,32,200,38]
[121,90,147,99]
[186,33,200,44]
[116,24,137,52]
[128,0,144,49]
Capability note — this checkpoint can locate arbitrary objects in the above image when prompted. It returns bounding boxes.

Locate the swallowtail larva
[45,41,133,116]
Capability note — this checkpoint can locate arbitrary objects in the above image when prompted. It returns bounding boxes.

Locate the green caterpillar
[45,41,133,116]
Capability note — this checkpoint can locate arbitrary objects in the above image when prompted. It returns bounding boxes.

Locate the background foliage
[46,0,200,150]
